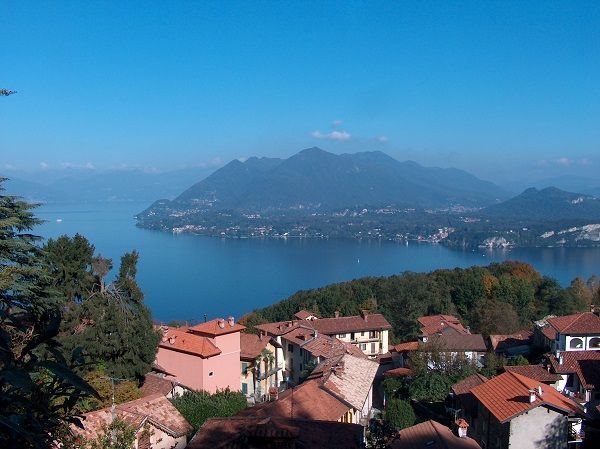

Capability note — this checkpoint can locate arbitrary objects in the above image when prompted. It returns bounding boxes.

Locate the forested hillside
[242,261,599,342]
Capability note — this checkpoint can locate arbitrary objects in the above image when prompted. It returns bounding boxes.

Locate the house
[547,350,600,403]
[256,309,391,359]
[391,341,419,368]
[468,371,584,449]
[294,309,319,321]
[155,317,245,393]
[448,373,489,422]
[240,332,283,402]
[391,419,481,449]
[187,416,365,449]
[240,352,379,426]
[417,314,470,341]
[488,330,533,357]
[140,373,178,398]
[70,393,192,449]
[424,327,488,368]
[547,312,600,352]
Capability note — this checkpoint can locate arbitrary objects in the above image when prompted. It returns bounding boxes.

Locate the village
[71,307,600,448]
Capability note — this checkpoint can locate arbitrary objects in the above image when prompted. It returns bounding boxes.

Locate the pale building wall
[155,348,205,391]
[509,406,567,449]
[202,334,241,393]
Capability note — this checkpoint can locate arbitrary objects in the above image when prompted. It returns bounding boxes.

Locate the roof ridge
[429,420,452,449]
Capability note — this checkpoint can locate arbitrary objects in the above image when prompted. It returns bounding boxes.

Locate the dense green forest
[242,261,599,341]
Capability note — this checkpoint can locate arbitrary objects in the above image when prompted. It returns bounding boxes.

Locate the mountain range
[143,147,508,216]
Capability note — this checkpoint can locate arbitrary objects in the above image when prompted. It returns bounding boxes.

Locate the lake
[35,202,600,322]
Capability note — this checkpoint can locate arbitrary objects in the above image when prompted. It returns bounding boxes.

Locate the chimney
[529,389,537,403]
[456,419,469,438]
[218,319,225,329]
[334,310,340,318]
[559,354,564,365]
[537,386,543,397]
[227,316,235,327]
[168,335,177,345]
[360,309,368,321]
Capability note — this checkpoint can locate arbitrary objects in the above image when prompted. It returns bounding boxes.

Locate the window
[241,383,248,395]
[300,348,304,356]
[371,342,376,353]
[288,343,294,353]
[208,371,214,377]
[339,333,346,338]
[570,338,584,349]
[590,337,600,349]
[241,362,249,375]
[361,332,365,337]
[350,332,355,340]
[361,343,367,351]
[369,331,377,339]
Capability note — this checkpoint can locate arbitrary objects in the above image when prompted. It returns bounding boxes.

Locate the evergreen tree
[61,251,159,379]
[0,178,97,448]
[44,234,95,303]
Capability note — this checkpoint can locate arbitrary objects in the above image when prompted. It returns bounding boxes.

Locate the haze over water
[35,202,600,323]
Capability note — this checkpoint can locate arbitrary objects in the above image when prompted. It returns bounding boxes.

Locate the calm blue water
[35,202,600,322]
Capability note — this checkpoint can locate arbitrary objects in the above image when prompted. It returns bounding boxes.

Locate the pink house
[155,317,245,393]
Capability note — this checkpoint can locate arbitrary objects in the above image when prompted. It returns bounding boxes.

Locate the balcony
[256,365,282,381]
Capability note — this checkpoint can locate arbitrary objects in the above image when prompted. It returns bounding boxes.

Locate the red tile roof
[239,380,351,421]
[503,365,562,383]
[188,417,364,449]
[392,420,481,449]
[394,341,420,352]
[158,326,221,358]
[72,394,192,440]
[294,309,319,320]
[311,313,392,334]
[540,324,558,341]
[188,318,245,337]
[547,312,600,334]
[451,373,488,396]
[140,374,175,397]
[489,330,533,352]
[240,333,272,361]
[384,367,413,378]
[429,328,487,352]
[470,371,583,423]
[281,326,366,360]
[547,350,600,389]
[418,315,469,336]
[255,320,302,336]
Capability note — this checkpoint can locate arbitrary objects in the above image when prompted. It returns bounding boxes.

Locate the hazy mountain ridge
[144,147,508,219]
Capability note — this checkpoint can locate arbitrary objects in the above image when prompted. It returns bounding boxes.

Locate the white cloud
[3,164,16,170]
[555,157,571,166]
[39,162,49,169]
[578,158,591,166]
[376,135,389,143]
[60,162,96,170]
[311,130,351,141]
[331,119,343,128]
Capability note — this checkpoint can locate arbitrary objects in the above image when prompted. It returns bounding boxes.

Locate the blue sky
[1,1,599,183]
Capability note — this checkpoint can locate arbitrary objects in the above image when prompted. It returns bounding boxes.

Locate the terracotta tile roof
[308,353,379,410]
[394,341,420,352]
[547,312,600,334]
[140,374,175,397]
[282,326,366,360]
[311,313,392,334]
[294,309,318,320]
[240,333,271,360]
[539,324,558,341]
[158,326,221,358]
[418,315,470,336]
[489,330,533,352]
[547,351,600,389]
[72,393,192,440]
[429,328,487,352]
[470,371,583,423]
[451,373,488,396]
[255,320,302,336]
[188,317,246,337]
[239,380,351,421]
[384,367,413,378]
[391,420,481,449]
[188,416,364,449]
[503,365,562,383]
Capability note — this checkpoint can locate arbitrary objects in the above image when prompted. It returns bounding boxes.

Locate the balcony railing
[256,366,282,381]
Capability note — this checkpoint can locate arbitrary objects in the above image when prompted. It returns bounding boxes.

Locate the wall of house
[148,425,187,449]
[559,333,600,351]
[470,402,509,449]
[332,328,389,357]
[360,385,373,422]
[155,348,205,391]
[509,406,567,449]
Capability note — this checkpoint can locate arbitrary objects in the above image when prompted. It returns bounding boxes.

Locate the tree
[384,399,415,429]
[0,89,16,96]
[44,234,95,303]
[62,418,137,449]
[408,372,452,402]
[171,389,247,433]
[471,299,520,336]
[367,415,398,449]
[75,369,142,413]
[0,178,97,448]
[60,252,160,379]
